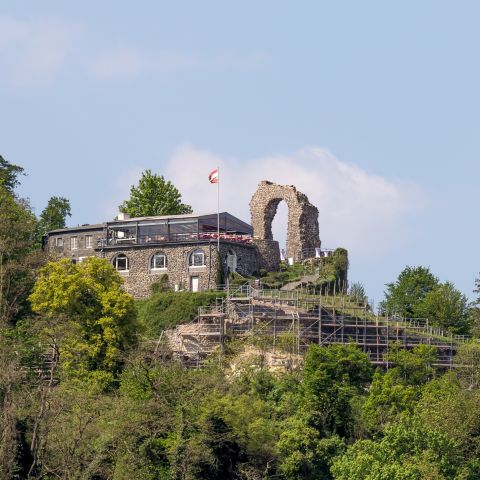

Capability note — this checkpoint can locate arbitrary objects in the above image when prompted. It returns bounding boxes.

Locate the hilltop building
[45,181,325,298]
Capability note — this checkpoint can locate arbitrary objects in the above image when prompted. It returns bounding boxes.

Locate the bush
[136,291,226,337]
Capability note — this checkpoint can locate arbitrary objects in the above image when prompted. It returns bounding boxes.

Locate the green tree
[415,282,470,334]
[301,344,372,437]
[381,266,439,318]
[0,186,39,326]
[29,257,137,388]
[34,196,71,246]
[468,275,480,337]
[331,415,459,480]
[119,170,192,217]
[0,155,25,194]
[276,418,344,480]
[349,282,368,306]
[361,345,437,434]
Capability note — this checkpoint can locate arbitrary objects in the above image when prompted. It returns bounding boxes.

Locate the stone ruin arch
[250,181,321,269]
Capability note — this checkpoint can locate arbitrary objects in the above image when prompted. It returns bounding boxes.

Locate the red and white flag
[208,168,219,184]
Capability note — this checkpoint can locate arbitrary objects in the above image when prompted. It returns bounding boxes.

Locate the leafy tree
[349,282,368,307]
[0,186,39,326]
[381,266,438,318]
[331,415,459,480]
[119,170,192,217]
[34,196,71,246]
[415,282,470,334]
[301,344,372,437]
[468,275,480,337]
[28,257,137,388]
[0,155,25,194]
[361,346,437,434]
[386,344,437,386]
[276,418,344,480]
[454,342,480,390]
[383,267,470,333]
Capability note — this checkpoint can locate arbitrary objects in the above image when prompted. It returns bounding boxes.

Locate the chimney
[116,212,130,221]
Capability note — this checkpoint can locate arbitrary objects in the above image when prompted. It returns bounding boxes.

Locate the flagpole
[217,166,220,252]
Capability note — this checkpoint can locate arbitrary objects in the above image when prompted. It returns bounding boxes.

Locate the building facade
[45,212,259,298]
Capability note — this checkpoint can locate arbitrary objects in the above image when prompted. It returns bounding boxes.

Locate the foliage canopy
[119,169,193,217]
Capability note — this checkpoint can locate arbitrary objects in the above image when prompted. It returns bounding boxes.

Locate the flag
[208,168,219,184]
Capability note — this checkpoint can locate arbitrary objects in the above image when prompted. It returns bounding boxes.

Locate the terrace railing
[97,232,253,247]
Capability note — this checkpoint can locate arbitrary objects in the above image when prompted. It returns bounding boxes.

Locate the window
[70,236,78,250]
[85,235,93,249]
[189,249,205,267]
[55,237,63,247]
[150,252,167,269]
[113,254,129,271]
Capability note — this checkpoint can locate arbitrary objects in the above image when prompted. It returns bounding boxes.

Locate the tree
[301,344,372,437]
[349,282,368,306]
[361,346,437,434]
[468,276,480,337]
[415,282,470,334]
[119,170,192,217]
[381,266,439,318]
[331,415,459,480]
[28,257,137,388]
[0,155,25,194]
[0,186,39,326]
[34,196,71,246]
[276,419,344,480]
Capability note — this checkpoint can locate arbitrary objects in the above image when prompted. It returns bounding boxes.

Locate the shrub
[136,291,226,336]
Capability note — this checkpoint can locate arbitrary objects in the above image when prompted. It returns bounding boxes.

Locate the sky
[1,1,480,305]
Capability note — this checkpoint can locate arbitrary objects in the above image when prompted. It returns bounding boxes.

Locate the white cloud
[162,145,425,258]
[0,15,79,85]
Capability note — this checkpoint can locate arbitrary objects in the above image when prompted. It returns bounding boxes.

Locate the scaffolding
[158,284,469,369]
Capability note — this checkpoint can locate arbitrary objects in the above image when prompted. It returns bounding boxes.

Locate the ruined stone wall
[249,181,321,264]
[252,239,280,272]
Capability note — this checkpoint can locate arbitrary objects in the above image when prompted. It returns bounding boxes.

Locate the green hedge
[136,291,226,337]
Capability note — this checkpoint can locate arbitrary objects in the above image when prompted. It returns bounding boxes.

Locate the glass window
[189,249,205,267]
[113,254,129,271]
[85,235,93,248]
[70,236,77,250]
[151,252,167,269]
[55,237,63,247]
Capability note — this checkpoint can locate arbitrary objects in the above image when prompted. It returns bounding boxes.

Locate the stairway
[280,273,320,291]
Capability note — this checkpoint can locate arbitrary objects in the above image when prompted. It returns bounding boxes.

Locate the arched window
[151,251,167,269]
[113,253,129,271]
[189,249,205,267]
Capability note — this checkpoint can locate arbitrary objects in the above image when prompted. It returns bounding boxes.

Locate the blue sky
[1,1,479,304]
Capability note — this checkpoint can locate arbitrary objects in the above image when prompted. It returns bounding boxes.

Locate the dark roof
[107,212,252,232]
[47,211,253,236]
[47,223,105,235]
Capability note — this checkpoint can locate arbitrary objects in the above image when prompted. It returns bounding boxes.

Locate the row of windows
[55,235,93,249]
[113,250,206,272]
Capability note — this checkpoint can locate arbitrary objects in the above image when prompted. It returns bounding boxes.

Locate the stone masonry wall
[46,227,105,261]
[98,243,219,298]
[98,241,258,298]
[249,181,321,263]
